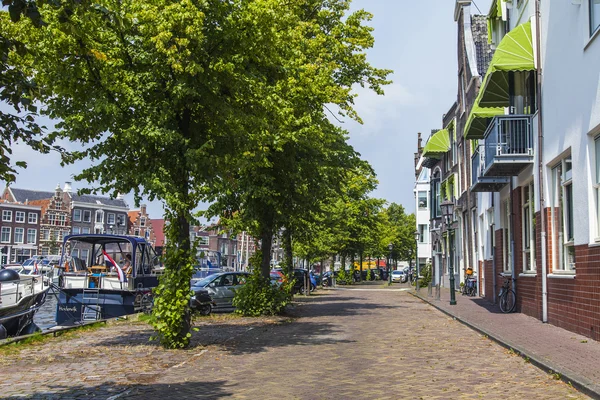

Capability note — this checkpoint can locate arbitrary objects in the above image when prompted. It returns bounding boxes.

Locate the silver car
[191,272,249,311]
[391,270,407,283]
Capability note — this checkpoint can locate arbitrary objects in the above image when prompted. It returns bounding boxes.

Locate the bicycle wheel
[499,289,516,313]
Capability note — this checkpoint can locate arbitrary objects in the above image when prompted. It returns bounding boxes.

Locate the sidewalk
[413,286,600,399]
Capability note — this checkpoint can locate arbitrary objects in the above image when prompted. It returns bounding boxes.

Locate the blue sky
[4,0,491,219]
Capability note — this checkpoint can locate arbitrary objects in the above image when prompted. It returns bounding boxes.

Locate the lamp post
[414,230,420,292]
[441,200,457,306]
[387,243,393,285]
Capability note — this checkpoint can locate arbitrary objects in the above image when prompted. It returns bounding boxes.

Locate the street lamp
[440,200,457,305]
[414,230,420,292]
[387,243,393,285]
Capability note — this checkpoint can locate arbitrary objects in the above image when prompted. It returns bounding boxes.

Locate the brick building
[127,204,156,246]
[0,202,41,264]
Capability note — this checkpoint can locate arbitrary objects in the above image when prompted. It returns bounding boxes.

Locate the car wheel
[199,304,212,316]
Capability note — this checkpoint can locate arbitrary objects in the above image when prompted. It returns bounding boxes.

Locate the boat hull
[55,289,153,326]
[0,289,49,338]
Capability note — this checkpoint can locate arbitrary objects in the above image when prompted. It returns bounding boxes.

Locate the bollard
[435,283,441,300]
[427,282,432,297]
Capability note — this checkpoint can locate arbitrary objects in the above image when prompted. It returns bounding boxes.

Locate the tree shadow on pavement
[468,297,507,314]
[5,380,235,400]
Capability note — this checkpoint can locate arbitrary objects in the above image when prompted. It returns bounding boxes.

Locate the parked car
[391,270,407,283]
[190,272,249,311]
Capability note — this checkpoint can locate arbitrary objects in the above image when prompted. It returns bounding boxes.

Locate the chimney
[141,204,147,215]
[63,181,72,193]
[117,193,124,200]
[417,132,422,151]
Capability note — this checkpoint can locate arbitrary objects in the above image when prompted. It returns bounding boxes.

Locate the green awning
[464,104,504,140]
[488,0,504,21]
[478,21,535,108]
[464,21,534,139]
[422,129,450,158]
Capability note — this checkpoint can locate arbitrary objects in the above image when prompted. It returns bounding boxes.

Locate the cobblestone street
[0,289,589,399]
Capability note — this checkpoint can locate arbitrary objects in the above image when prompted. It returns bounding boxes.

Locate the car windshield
[192,274,220,288]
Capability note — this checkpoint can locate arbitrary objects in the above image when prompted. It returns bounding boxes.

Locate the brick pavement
[0,289,590,399]
[413,286,600,399]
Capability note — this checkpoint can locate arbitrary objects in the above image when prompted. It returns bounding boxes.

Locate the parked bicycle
[498,274,516,313]
[461,267,477,297]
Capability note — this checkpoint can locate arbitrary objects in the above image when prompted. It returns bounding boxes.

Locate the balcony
[471,146,509,192]
[481,115,534,177]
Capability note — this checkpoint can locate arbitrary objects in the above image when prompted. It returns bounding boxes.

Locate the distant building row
[0,182,256,270]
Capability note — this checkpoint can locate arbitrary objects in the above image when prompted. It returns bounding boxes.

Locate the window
[107,213,115,225]
[418,191,428,209]
[15,211,25,223]
[41,247,49,256]
[28,213,37,224]
[431,173,441,219]
[522,182,535,272]
[82,227,91,234]
[140,217,146,227]
[134,229,140,236]
[502,200,512,273]
[81,249,89,262]
[1,227,10,243]
[2,210,12,222]
[27,229,36,244]
[198,236,209,246]
[59,215,66,226]
[145,230,150,239]
[117,215,124,226]
[72,248,79,258]
[73,209,82,222]
[41,229,49,240]
[83,210,91,223]
[95,210,104,223]
[72,227,81,234]
[418,224,429,244]
[591,0,600,36]
[55,200,62,210]
[94,227,102,234]
[551,157,575,272]
[48,214,56,225]
[14,228,24,243]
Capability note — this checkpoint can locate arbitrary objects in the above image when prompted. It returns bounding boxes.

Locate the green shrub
[336,268,353,285]
[419,262,432,288]
[366,268,372,281]
[232,267,293,316]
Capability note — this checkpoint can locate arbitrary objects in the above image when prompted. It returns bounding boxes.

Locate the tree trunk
[283,228,293,280]
[359,251,363,282]
[260,227,273,279]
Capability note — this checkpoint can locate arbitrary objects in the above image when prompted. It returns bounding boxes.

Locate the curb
[410,291,600,400]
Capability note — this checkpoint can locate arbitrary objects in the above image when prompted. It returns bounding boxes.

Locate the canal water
[34,291,58,330]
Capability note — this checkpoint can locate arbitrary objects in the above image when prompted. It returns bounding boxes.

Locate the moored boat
[55,234,162,325]
[0,269,50,339]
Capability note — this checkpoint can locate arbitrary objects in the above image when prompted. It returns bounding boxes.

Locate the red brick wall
[547,243,600,341]
[483,259,493,300]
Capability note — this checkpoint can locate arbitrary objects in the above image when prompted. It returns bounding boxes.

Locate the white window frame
[2,210,12,222]
[15,211,25,223]
[14,228,24,244]
[41,229,50,240]
[418,224,429,244]
[591,0,600,37]
[81,249,89,262]
[417,191,428,210]
[27,229,36,244]
[83,210,91,223]
[551,156,575,273]
[522,181,536,273]
[28,213,38,224]
[82,227,91,234]
[1,227,11,243]
[140,217,146,227]
[48,214,56,225]
[72,227,81,235]
[107,213,116,225]
[73,209,82,222]
[198,236,209,246]
[95,210,104,223]
[59,215,66,226]
[503,199,512,273]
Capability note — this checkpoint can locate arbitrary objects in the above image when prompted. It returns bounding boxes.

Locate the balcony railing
[481,115,534,177]
[471,145,509,192]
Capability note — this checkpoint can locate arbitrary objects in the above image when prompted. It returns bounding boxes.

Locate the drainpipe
[510,179,516,296]
[535,0,548,323]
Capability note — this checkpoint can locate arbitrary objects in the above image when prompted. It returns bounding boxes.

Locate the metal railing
[483,115,533,171]
[471,145,485,184]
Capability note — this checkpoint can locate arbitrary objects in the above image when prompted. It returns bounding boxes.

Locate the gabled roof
[150,219,166,247]
[9,188,55,203]
[70,193,128,208]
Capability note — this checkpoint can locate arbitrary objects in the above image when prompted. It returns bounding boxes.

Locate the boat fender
[0,269,20,282]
